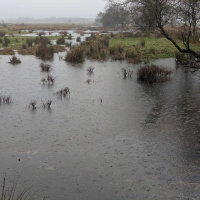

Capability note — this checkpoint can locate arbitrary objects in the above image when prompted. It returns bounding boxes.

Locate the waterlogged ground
[0,55,200,200]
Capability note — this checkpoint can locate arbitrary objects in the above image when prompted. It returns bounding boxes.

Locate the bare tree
[107,0,200,58]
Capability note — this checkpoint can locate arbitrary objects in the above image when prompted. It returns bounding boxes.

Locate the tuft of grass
[1,175,35,200]
[137,64,172,84]
[35,45,54,60]
[9,56,21,65]
[65,46,85,63]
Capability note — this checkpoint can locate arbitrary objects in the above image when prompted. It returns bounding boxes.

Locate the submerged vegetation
[8,56,21,64]
[1,176,35,200]
[137,64,172,84]
[65,46,85,63]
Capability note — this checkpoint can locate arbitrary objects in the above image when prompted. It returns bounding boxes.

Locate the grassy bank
[109,34,200,59]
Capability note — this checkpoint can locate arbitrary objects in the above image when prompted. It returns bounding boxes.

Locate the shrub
[3,36,10,47]
[0,38,2,43]
[137,64,172,83]
[36,45,54,60]
[26,38,33,46]
[56,37,65,45]
[65,46,85,63]
[34,36,50,45]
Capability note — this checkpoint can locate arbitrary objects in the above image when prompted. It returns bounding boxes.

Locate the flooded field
[0,55,200,200]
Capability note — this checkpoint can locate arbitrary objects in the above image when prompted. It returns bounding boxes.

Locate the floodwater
[0,55,200,200]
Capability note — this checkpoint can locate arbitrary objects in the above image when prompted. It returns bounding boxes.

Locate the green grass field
[109,34,200,59]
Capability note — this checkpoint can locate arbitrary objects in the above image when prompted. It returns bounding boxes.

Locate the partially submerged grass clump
[175,52,194,65]
[87,67,94,74]
[84,40,109,60]
[0,96,12,104]
[1,175,35,200]
[42,99,53,109]
[41,74,56,85]
[28,100,37,110]
[9,56,21,65]
[40,63,52,72]
[35,45,54,60]
[55,87,70,97]
[137,64,172,84]
[121,68,133,78]
[65,46,85,63]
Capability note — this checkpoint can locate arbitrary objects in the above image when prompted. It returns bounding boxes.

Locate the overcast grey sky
[1,0,106,19]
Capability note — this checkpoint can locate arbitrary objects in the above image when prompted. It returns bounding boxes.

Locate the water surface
[0,56,200,200]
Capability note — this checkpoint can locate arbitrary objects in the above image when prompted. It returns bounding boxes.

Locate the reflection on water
[0,56,200,200]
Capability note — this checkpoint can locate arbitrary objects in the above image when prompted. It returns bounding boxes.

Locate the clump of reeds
[8,56,21,65]
[1,175,35,200]
[0,96,12,104]
[41,74,56,85]
[28,100,37,110]
[40,63,52,72]
[109,44,125,60]
[125,48,141,63]
[42,99,53,109]
[65,46,85,63]
[87,67,94,74]
[84,40,109,60]
[121,68,133,78]
[35,45,54,60]
[56,37,65,45]
[175,52,194,65]
[55,87,70,97]
[137,64,172,83]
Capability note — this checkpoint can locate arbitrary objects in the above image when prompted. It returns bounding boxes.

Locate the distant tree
[96,5,130,28]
